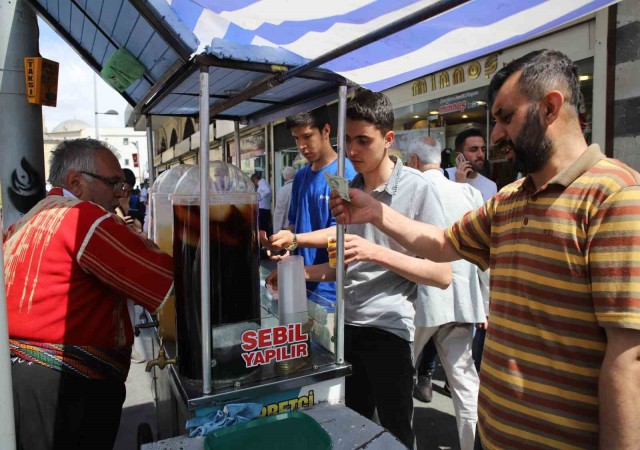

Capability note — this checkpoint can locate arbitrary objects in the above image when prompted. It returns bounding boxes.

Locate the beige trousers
[414,323,479,450]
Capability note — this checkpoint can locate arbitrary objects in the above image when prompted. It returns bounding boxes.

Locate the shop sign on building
[436,87,487,115]
[227,132,266,159]
[411,53,498,97]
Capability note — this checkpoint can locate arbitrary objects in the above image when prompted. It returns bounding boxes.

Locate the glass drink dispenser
[150,165,192,341]
[171,162,261,384]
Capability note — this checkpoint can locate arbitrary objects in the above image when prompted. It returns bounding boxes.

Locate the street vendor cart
[0,2,618,449]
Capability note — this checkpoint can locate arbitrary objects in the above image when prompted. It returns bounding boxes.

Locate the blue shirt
[288,158,357,308]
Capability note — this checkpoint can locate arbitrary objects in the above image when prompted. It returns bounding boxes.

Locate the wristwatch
[285,233,298,252]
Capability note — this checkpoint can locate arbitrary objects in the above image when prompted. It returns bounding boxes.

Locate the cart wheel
[137,422,154,449]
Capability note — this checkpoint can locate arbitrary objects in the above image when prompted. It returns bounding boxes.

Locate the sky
[39,18,128,132]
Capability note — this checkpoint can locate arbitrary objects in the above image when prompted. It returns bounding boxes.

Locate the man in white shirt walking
[408,136,489,450]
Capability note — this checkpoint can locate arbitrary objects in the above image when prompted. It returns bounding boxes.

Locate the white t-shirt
[445,168,497,202]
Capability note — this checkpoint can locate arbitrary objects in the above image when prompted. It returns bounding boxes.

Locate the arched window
[159,137,167,154]
[170,129,178,148]
[183,119,195,139]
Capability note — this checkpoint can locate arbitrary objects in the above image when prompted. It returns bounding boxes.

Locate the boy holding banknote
[266,89,451,448]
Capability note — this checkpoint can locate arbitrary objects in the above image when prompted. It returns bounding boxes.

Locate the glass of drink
[327,235,337,268]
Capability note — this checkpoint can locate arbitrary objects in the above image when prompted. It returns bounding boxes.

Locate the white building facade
[44,119,149,188]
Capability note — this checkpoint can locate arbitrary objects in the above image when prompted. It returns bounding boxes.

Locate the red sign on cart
[240,323,309,368]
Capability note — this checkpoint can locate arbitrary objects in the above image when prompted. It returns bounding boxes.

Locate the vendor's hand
[125,216,144,234]
[455,161,473,183]
[329,189,380,225]
[114,208,143,234]
[123,215,135,227]
[265,270,279,292]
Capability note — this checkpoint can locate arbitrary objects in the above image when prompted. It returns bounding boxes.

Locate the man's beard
[471,159,484,173]
[513,104,554,175]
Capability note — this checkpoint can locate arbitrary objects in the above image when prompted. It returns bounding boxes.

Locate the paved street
[114,330,158,450]
[413,363,460,450]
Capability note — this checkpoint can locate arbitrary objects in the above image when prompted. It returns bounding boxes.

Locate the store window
[392,87,489,164]
[226,131,266,177]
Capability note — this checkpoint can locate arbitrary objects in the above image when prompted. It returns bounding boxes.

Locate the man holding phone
[446,128,497,202]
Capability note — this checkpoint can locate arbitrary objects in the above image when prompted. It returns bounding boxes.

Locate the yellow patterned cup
[327,235,337,268]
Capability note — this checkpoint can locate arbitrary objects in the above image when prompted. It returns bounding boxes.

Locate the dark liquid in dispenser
[173,202,261,381]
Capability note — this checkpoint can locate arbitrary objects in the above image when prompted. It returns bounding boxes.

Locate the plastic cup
[277,255,308,325]
[327,235,337,268]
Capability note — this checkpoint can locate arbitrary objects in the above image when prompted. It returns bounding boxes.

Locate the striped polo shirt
[447,144,640,449]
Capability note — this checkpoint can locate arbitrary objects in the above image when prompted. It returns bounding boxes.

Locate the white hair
[282,166,296,181]
[407,137,442,165]
[48,138,116,186]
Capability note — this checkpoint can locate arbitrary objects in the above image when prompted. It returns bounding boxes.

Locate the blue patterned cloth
[186,403,263,437]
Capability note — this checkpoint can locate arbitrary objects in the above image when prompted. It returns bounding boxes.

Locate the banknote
[324,172,350,202]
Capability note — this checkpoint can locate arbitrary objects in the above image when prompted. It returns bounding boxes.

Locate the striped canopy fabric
[168,0,617,92]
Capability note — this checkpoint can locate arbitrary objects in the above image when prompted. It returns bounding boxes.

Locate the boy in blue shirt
[269,106,356,308]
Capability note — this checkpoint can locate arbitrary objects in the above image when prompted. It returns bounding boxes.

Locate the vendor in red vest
[3,138,174,450]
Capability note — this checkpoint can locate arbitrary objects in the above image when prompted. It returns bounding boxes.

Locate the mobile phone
[455,153,467,167]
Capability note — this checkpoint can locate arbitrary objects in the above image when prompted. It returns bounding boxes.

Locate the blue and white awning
[169,0,617,92]
[27,0,619,121]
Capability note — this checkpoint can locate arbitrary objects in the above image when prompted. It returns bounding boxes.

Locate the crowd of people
[264,49,640,450]
[3,48,639,450]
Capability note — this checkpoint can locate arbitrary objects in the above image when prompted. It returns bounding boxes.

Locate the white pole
[199,65,212,394]
[335,85,347,365]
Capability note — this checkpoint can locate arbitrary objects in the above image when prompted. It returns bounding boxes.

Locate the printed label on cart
[241,323,309,368]
[260,390,315,416]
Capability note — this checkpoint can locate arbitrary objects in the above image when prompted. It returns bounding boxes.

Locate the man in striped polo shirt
[329,50,640,449]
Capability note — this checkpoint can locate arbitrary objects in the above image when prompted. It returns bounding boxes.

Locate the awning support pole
[335,84,347,364]
[199,64,212,394]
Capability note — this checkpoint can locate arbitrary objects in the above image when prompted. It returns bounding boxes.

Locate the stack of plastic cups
[276,255,311,373]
